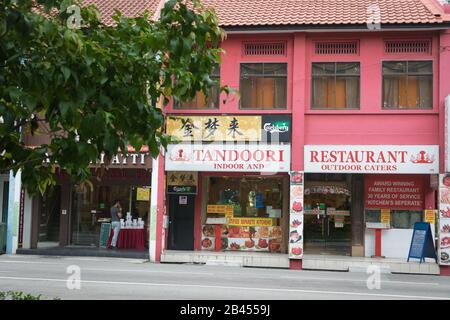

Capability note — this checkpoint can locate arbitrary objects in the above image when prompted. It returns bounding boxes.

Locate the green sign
[99,223,111,248]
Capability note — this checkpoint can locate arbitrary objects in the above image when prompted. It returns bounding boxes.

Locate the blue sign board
[407,222,437,263]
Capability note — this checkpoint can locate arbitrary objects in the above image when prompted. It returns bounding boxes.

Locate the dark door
[168,194,195,250]
[38,186,61,244]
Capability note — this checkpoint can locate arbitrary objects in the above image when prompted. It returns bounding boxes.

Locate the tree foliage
[0,0,226,194]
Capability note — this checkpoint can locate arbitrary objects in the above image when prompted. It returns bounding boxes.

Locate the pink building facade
[161,0,450,274]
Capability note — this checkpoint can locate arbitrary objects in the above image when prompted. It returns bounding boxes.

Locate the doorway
[303,174,352,255]
[38,186,61,247]
[168,194,195,250]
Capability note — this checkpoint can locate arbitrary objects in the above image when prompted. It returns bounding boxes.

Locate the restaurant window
[240,63,287,109]
[202,176,286,253]
[365,209,423,229]
[382,61,433,109]
[174,66,220,109]
[311,62,360,109]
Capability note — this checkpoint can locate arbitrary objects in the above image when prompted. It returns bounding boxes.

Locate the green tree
[0,0,227,194]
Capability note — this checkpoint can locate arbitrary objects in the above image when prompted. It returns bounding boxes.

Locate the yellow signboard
[424,209,435,224]
[381,209,390,224]
[227,218,273,227]
[136,187,151,201]
[167,172,198,186]
[207,205,234,215]
[166,116,262,141]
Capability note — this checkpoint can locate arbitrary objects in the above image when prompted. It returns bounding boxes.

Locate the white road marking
[0,260,442,285]
[279,276,440,286]
[0,276,448,300]
[80,267,215,276]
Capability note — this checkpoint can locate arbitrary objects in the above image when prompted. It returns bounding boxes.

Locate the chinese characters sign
[167,115,292,142]
[167,116,260,141]
[167,172,198,194]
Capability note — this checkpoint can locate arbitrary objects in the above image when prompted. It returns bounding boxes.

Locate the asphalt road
[0,254,449,300]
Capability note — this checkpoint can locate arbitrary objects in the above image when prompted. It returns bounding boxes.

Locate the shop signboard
[365,175,425,211]
[438,174,450,265]
[167,172,198,194]
[166,115,292,142]
[261,115,291,143]
[227,218,273,227]
[166,116,261,141]
[166,143,291,173]
[289,171,304,259]
[304,145,439,174]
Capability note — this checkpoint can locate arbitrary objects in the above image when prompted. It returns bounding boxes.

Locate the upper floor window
[311,62,360,109]
[240,63,287,109]
[174,66,220,109]
[382,61,433,109]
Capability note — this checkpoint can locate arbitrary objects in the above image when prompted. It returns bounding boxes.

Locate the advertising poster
[289,171,304,259]
[439,174,450,265]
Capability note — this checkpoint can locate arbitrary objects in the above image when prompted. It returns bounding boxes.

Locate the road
[0,254,449,300]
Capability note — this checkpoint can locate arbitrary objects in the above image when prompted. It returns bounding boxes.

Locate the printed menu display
[200,225,282,252]
[439,174,450,265]
[289,171,304,259]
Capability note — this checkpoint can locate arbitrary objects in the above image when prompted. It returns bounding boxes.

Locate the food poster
[289,171,304,259]
[221,226,283,252]
[201,225,216,251]
[201,224,282,252]
[439,174,450,265]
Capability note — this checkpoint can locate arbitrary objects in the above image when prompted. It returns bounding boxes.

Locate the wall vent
[384,40,431,54]
[314,41,359,55]
[243,42,286,56]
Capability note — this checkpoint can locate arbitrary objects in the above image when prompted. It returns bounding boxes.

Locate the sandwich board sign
[407,222,437,263]
[99,223,111,249]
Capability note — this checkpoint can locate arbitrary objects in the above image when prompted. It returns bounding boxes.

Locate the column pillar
[6,170,21,254]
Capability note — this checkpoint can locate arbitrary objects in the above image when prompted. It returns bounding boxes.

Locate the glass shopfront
[201,175,289,253]
[70,169,151,247]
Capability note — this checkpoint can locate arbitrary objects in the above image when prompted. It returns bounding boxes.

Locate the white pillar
[6,170,21,254]
[149,156,159,262]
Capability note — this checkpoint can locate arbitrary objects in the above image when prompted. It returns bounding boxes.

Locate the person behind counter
[110,200,122,249]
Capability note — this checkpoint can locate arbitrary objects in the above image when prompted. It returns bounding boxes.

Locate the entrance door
[304,208,351,255]
[38,186,61,247]
[303,174,352,255]
[168,194,195,250]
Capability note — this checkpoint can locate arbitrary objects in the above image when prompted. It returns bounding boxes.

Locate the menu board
[289,171,304,259]
[439,174,450,265]
[407,222,437,263]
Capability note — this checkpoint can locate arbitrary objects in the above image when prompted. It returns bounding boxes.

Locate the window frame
[173,66,221,110]
[381,60,433,110]
[310,62,361,110]
[239,62,288,110]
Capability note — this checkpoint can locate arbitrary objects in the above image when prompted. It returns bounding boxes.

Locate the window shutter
[243,42,286,56]
[384,40,432,54]
[314,41,359,55]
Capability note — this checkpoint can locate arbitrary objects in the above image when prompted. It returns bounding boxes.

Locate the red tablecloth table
[107,228,146,250]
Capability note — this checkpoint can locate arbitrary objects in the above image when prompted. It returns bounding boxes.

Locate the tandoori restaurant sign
[364,175,425,210]
[304,145,439,174]
[165,143,291,172]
